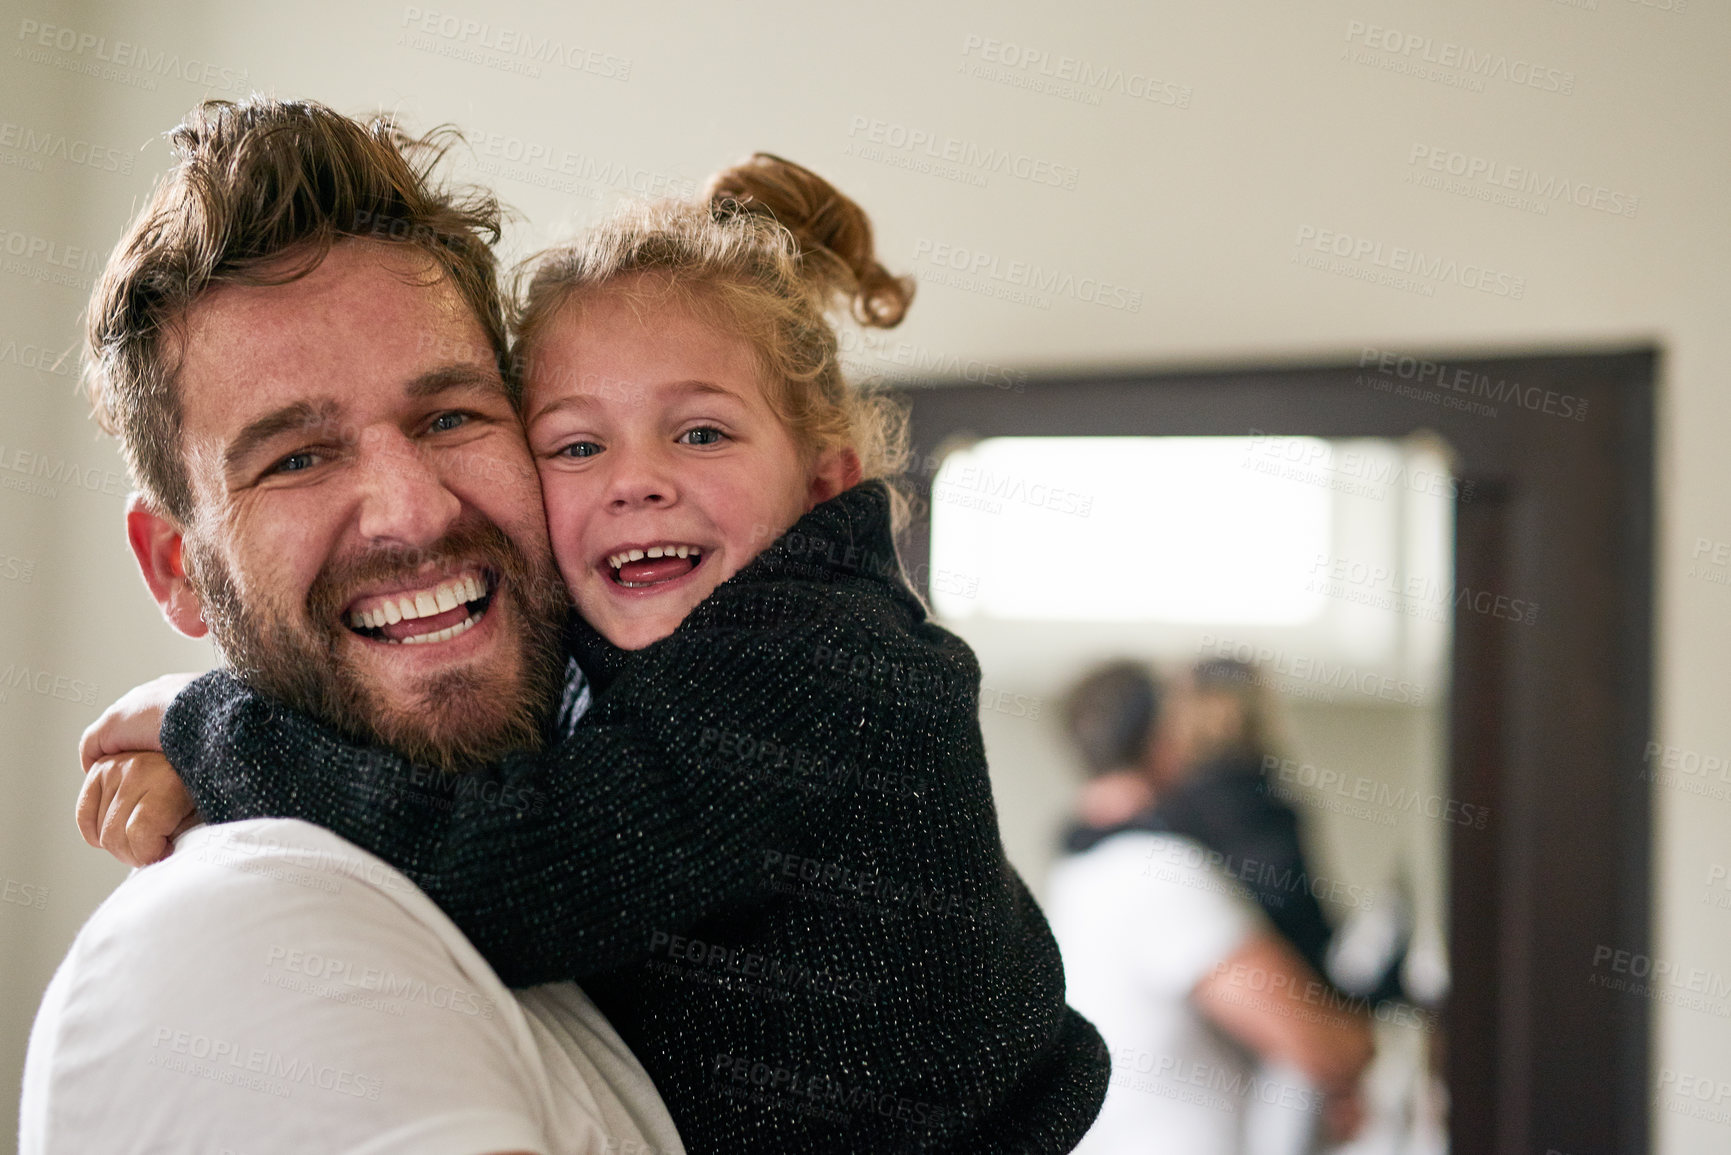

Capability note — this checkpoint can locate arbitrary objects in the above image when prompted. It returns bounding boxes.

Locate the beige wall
[3,1,1726,1149]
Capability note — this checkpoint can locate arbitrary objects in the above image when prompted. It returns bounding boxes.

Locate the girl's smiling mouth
[604,543,706,589]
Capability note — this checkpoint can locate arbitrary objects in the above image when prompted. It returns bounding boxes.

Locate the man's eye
[558,440,602,459]
[271,450,320,475]
[428,412,469,433]
[679,427,726,447]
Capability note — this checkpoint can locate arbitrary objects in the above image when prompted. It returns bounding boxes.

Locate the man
[20,98,683,1154]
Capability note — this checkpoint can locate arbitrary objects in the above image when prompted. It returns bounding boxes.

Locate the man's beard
[183,516,570,774]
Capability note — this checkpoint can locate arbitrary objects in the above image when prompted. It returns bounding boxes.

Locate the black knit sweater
[161,481,1108,1154]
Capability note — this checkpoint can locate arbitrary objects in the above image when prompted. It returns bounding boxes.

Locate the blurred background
[1,1,1726,1151]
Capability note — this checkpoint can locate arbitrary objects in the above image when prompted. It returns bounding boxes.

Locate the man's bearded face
[170,242,568,770]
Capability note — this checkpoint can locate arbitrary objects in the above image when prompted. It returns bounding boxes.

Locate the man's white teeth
[607,545,700,569]
[347,573,488,630]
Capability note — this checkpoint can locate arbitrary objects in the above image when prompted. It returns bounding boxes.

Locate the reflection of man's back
[1049,828,1270,1155]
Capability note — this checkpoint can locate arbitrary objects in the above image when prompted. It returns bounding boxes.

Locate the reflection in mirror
[928,434,1458,1154]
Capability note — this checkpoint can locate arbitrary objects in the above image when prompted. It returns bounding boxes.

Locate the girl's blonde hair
[511,153,914,498]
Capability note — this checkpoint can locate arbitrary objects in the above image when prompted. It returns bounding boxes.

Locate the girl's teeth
[608,546,702,569]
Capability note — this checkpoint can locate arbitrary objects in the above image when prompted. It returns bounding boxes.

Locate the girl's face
[523,285,855,650]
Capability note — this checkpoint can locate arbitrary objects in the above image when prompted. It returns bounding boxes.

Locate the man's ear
[807,447,863,510]
[125,494,209,639]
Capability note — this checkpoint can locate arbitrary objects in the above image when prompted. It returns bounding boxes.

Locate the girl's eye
[679,427,726,447]
[558,440,602,459]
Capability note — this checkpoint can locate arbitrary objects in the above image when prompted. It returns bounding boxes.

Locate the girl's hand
[78,672,200,771]
[76,673,204,867]
[76,752,201,868]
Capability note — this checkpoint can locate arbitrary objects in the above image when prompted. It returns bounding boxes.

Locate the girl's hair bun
[705,152,913,328]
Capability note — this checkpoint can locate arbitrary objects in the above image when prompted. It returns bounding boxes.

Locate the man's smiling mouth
[606,544,704,589]
[343,569,496,645]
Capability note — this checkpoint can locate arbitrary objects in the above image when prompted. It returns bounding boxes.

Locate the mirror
[930,434,1457,1153]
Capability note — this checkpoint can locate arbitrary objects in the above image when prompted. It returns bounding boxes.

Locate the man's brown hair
[84,97,507,524]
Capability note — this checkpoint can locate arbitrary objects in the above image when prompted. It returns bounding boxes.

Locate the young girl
[83,154,1108,1152]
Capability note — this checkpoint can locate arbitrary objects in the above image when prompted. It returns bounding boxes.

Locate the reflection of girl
[1154,659,1337,978]
[85,154,1108,1152]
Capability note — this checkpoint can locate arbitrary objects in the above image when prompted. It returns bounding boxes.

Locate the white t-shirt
[20,819,685,1155]
[1046,831,1268,1155]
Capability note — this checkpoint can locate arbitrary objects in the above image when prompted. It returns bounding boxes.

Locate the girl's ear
[807,447,863,509]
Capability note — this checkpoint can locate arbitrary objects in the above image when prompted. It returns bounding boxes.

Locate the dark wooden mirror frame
[889,347,1656,1155]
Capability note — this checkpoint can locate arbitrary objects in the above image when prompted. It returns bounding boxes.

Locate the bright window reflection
[930,437,1333,623]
